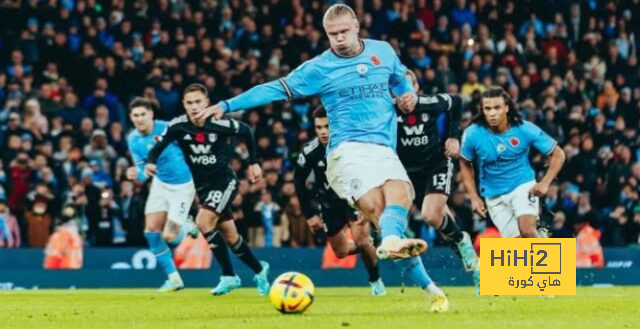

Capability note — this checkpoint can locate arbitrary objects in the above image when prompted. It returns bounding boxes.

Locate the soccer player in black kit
[396,71,480,292]
[294,107,386,296]
[146,83,270,296]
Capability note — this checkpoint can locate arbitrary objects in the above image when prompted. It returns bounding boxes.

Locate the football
[268,272,315,314]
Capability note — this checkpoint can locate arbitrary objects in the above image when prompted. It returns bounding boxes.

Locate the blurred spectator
[24,182,54,247]
[43,203,83,269]
[174,234,212,269]
[254,190,281,248]
[575,215,605,268]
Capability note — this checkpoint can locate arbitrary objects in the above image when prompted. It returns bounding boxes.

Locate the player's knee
[162,231,177,242]
[144,222,162,232]
[519,227,538,238]
[422,206,444,226]
[334,248,351,259]
[223,231,238,244]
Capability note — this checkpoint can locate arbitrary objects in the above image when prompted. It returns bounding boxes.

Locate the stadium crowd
[0,0,639,254]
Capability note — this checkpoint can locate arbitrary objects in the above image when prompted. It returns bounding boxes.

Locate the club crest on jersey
[421,113,429,122]
[209,133,217,142]
[195,133,206,143]
[356,63,368,76]
[183,134,192,140]
[371,55,381,66]
[350,178,361,192]
[509,137,520,147]
[153,135,161,142]
[497,143,506,152]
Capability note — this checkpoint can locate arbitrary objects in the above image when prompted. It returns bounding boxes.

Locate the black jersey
[294,137,343,218]
[147,115,257,184]
[396,94,462,173]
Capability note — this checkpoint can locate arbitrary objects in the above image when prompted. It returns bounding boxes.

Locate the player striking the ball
[198,4,449,311]
[295,106,386,296]
[146,84,270,296]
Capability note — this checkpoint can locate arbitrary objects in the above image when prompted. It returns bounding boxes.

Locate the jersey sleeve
[460,125,476,161]
[524,121,557,155]
[280,59,324,99]
[146,123,178,165]
[223,58,323,112]
[126,134,149,182]
[293,147,320,218]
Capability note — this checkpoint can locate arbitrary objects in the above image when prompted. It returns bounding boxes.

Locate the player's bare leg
[358,180,446,311]
[350,220,386,296]
[373,180,427,259]
[197,208,241,296]
[422,193,479,292]
[144,212,184,292]
[217,220,270,295]
[517,215,540,238]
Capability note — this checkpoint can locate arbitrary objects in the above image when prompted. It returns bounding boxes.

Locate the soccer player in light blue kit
[460,87,565,241]
[198,4,449,311]
[126,97,200,291]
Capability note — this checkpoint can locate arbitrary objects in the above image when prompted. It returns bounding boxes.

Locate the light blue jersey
[127,120,192,184]
[460,120,557,198]
[220,39,415,153]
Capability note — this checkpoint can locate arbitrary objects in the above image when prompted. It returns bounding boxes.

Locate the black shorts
[321,199,357,237]
[408,157,454,210]
[196,175,238,221]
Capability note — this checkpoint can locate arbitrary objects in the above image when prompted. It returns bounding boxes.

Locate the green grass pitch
[1,287,638,329]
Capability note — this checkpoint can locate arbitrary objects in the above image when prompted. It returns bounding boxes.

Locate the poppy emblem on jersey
[153,135,161,143]
[407,114,417,126]
[371,55,381,66]
[195,133,206,143]
[422,113,429,122]
[510,137,520,147]
[356,63,368,76]
[497,143,506,152]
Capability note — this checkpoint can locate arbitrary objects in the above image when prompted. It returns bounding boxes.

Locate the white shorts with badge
[145,178,196,225]
[485,180,539,238]
[327,142,411,204]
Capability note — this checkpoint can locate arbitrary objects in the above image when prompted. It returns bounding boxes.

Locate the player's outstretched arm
[196,59,323,121]
[530,146,566,197]
[460,158,487,218]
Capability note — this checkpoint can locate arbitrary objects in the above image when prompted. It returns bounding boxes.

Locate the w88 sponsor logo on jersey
[190,154,217,165]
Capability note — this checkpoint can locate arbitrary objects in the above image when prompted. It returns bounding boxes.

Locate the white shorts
[327,142,411,204]
[145,179,196,225]
[485,181,539,238]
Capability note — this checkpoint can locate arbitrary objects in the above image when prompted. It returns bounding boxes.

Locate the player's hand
[144,164,157,177]
[396,92,418,113]
[529,182,549,197]
[444,138,460,158]
[126,166,138,180]
[247,163,262,183]
[194,103,224,123]
[306,215,325,234]
[471,196,487,218]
